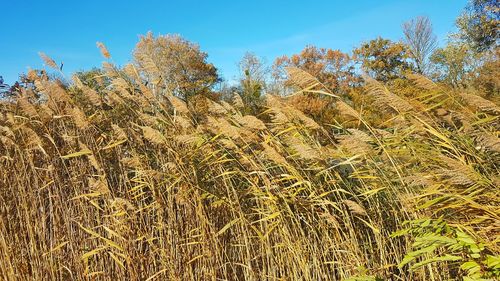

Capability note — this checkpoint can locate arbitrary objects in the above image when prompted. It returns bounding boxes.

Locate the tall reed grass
[0,53,498,280]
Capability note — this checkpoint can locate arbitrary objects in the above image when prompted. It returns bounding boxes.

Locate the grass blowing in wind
[0,1,499,280]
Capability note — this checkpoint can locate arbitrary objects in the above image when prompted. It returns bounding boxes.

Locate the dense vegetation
[0,1,498,280]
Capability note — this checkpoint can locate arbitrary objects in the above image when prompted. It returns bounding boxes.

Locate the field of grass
[0,57,498,280]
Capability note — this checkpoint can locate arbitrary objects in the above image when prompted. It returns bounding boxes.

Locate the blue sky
[1,0,467,85]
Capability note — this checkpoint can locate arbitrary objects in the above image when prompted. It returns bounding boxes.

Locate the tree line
[3,0,498,105]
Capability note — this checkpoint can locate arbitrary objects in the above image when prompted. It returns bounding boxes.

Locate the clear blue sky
[1,0,468,85]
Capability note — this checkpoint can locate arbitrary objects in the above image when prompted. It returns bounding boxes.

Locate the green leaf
[456,230,476,245]
[399,255,417,268]
[390,228,410,238]
[414,234,456,246]
[410,254,462,270]
[461,261,481,276]
[408,245,438,258]
[485,255,500,269]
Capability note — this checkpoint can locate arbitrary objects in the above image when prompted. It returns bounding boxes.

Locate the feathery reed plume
[337,129,373,155]
[83,86,103,106]
[141,126,165,145]
[72,75,103,106]
[232,93,245,108]
[438,156,481,186]
[475,132,500,153]
[285,66,339,98]
[96,42,111,59]
[363,75,414,113]
[207,100,228,115]
[236,115,266,131]
[289,107,321,130]
[407,73,438,90]
[72,74,84,88]
[102,61,119,78]
[112,77,130,91]
[459,92,500,114]
[134,53,159,76]
[71,107,89,130]
[79,141,101,171]
[285,136,320,160]
[173,115,192,129]
[0,126,14,139]
[174,133,200,147]
[261,142,288,165]
[19,125,42,150]
[89,177,110,195]
[206,116,241,140]
[219,137,238,150]
[47,81,72,104]
[17,97,39,118]
[336,101,361,120]
[38,52,59,70]
[138,112,158,127]
[337,129,374,150]
[111,124,127,140]
[168,95,190,115]
[27,69,40,81]
[285,66,321,89]
[38,103,55,122]
[403,174,434,187]
[220,100,236,113]
[343,199,368,216]
[123,64,139,80]
[0,135,15,147]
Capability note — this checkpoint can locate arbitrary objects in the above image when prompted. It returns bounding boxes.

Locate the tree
[0,70,55,101]
[353,37,411,82]
[430,41,479,88]
[456,0,500,52]
[237,52,268,111]
[0,76,9,97]
[273,45,357,94]
[74,68,109,91]
[239,52,268,86]
[402,16,438,74]
[133,32,220,100]
[471,47,500,97]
